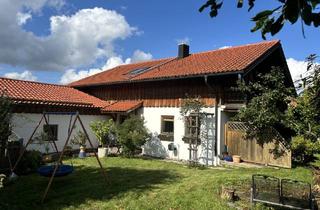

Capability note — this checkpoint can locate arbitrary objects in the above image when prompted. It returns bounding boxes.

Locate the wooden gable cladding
[80,77,221,108]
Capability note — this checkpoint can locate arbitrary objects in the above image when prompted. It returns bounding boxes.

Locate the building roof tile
[70,40,280,87]
[0,77,110,109]
[102,101,143,113]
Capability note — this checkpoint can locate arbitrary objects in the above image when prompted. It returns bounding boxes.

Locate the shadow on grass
[0,165,178,210]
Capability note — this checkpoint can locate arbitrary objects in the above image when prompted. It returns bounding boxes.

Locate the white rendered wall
[11,113,108,153]
[141,107,220,165]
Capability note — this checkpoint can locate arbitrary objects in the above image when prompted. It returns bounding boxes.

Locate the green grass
[0,157,313,210]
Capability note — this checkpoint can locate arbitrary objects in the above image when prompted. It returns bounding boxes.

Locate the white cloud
[46,0,65,10]
[130,50,153,63]
[4,70,37,81]
[16,12,32,25]
[219,46,232,49]
[176,37,191,45]
[60,50,153,84]
[0,1,136,71]
[286,58,308,82]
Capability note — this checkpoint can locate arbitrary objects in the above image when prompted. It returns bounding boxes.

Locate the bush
[117,115,150,156]
[90,119,116,147]
[291,136,320,164]
[16,150,42,175]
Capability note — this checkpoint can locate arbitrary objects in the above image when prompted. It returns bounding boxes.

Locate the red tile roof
[0,77,143,113]
[70,40,280,87]
[102,101,143,113]
[0,77,110,109]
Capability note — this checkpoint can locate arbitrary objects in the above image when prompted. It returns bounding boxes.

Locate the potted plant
[90,119,116,158]
[70,130,87,158]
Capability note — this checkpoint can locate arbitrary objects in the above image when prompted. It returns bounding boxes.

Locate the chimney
[178,43,189,58]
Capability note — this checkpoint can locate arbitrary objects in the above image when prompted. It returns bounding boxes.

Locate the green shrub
[117,115,150,156]
[291,136,320,164]
[16,150,42,175]
[90,119,116,147]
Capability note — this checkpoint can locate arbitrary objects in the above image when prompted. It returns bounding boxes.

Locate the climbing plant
[180,95,206,116]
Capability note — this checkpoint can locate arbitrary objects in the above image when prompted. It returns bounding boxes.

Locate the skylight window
[128,67,150,75]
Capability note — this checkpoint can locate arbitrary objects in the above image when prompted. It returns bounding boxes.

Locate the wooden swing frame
[11,111,107,202]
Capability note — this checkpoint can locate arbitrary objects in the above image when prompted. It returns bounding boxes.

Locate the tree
[234,67,295,144]
[286,55,320,163]
[288,54,320,139]
[199,0,320,39]
[117,115,150,156]
[0,91,12,164]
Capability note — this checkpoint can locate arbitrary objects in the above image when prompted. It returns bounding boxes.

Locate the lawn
[0,157,313,210]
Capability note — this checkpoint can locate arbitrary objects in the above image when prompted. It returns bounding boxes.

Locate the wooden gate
[225,122,292,168]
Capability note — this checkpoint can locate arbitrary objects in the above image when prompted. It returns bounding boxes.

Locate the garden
[0,156,314,210]
[0,55,319,210]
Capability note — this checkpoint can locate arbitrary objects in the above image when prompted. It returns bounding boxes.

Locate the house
[0,78,112,152]
[0,40,293,166]
[69,40,294,165]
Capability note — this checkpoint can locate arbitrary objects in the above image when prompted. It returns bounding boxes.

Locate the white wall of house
[11,113,108,153]
[141,107,220,166]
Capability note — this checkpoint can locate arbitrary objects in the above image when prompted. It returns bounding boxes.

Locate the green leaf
[237,0,243,8]
[301,4,312,26]
[283,0,300,24]
[248,0,255,11]
[251,19,265,32]
[271,15,284,35]
[312,13,320,27]
[252,10,274,21]
[310,0,320,9]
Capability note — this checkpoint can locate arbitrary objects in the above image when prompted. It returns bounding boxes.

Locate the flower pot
[232,155,241,163]
[98,147,108,158]
[79,146,86,158]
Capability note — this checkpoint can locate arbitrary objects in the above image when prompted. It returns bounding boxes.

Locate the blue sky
[0,0,318,84]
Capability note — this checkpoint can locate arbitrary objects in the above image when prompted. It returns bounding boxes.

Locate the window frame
[43,124,58,141]
[159,115,174,141]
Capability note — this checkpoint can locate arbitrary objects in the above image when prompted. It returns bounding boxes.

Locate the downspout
[204,75,219,163]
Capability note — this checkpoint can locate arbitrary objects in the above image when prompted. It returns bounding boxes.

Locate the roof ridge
[101,40,280,72]
[0,76,70,88]
[192,40,280,56]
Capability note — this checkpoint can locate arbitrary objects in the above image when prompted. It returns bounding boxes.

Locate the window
[128,67,150,75]
[43,124,58,141]
[159,116,174,141]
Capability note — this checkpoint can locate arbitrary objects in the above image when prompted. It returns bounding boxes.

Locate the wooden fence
[225,122,292,168]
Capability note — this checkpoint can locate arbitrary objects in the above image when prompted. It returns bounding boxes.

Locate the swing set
[10,111,107,202]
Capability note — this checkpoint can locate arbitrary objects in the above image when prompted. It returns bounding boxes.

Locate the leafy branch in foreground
[199,0,320,39]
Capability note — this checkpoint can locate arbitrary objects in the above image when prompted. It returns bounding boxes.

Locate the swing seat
[37,165,73,177]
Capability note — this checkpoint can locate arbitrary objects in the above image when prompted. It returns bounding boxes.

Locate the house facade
[0,78,111,152]
[1,40,293,166]
[69,40,294,165]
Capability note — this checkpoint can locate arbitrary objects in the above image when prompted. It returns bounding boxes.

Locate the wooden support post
[76,114,108,185]
[41,113,78,203]
[11,114,45,173]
